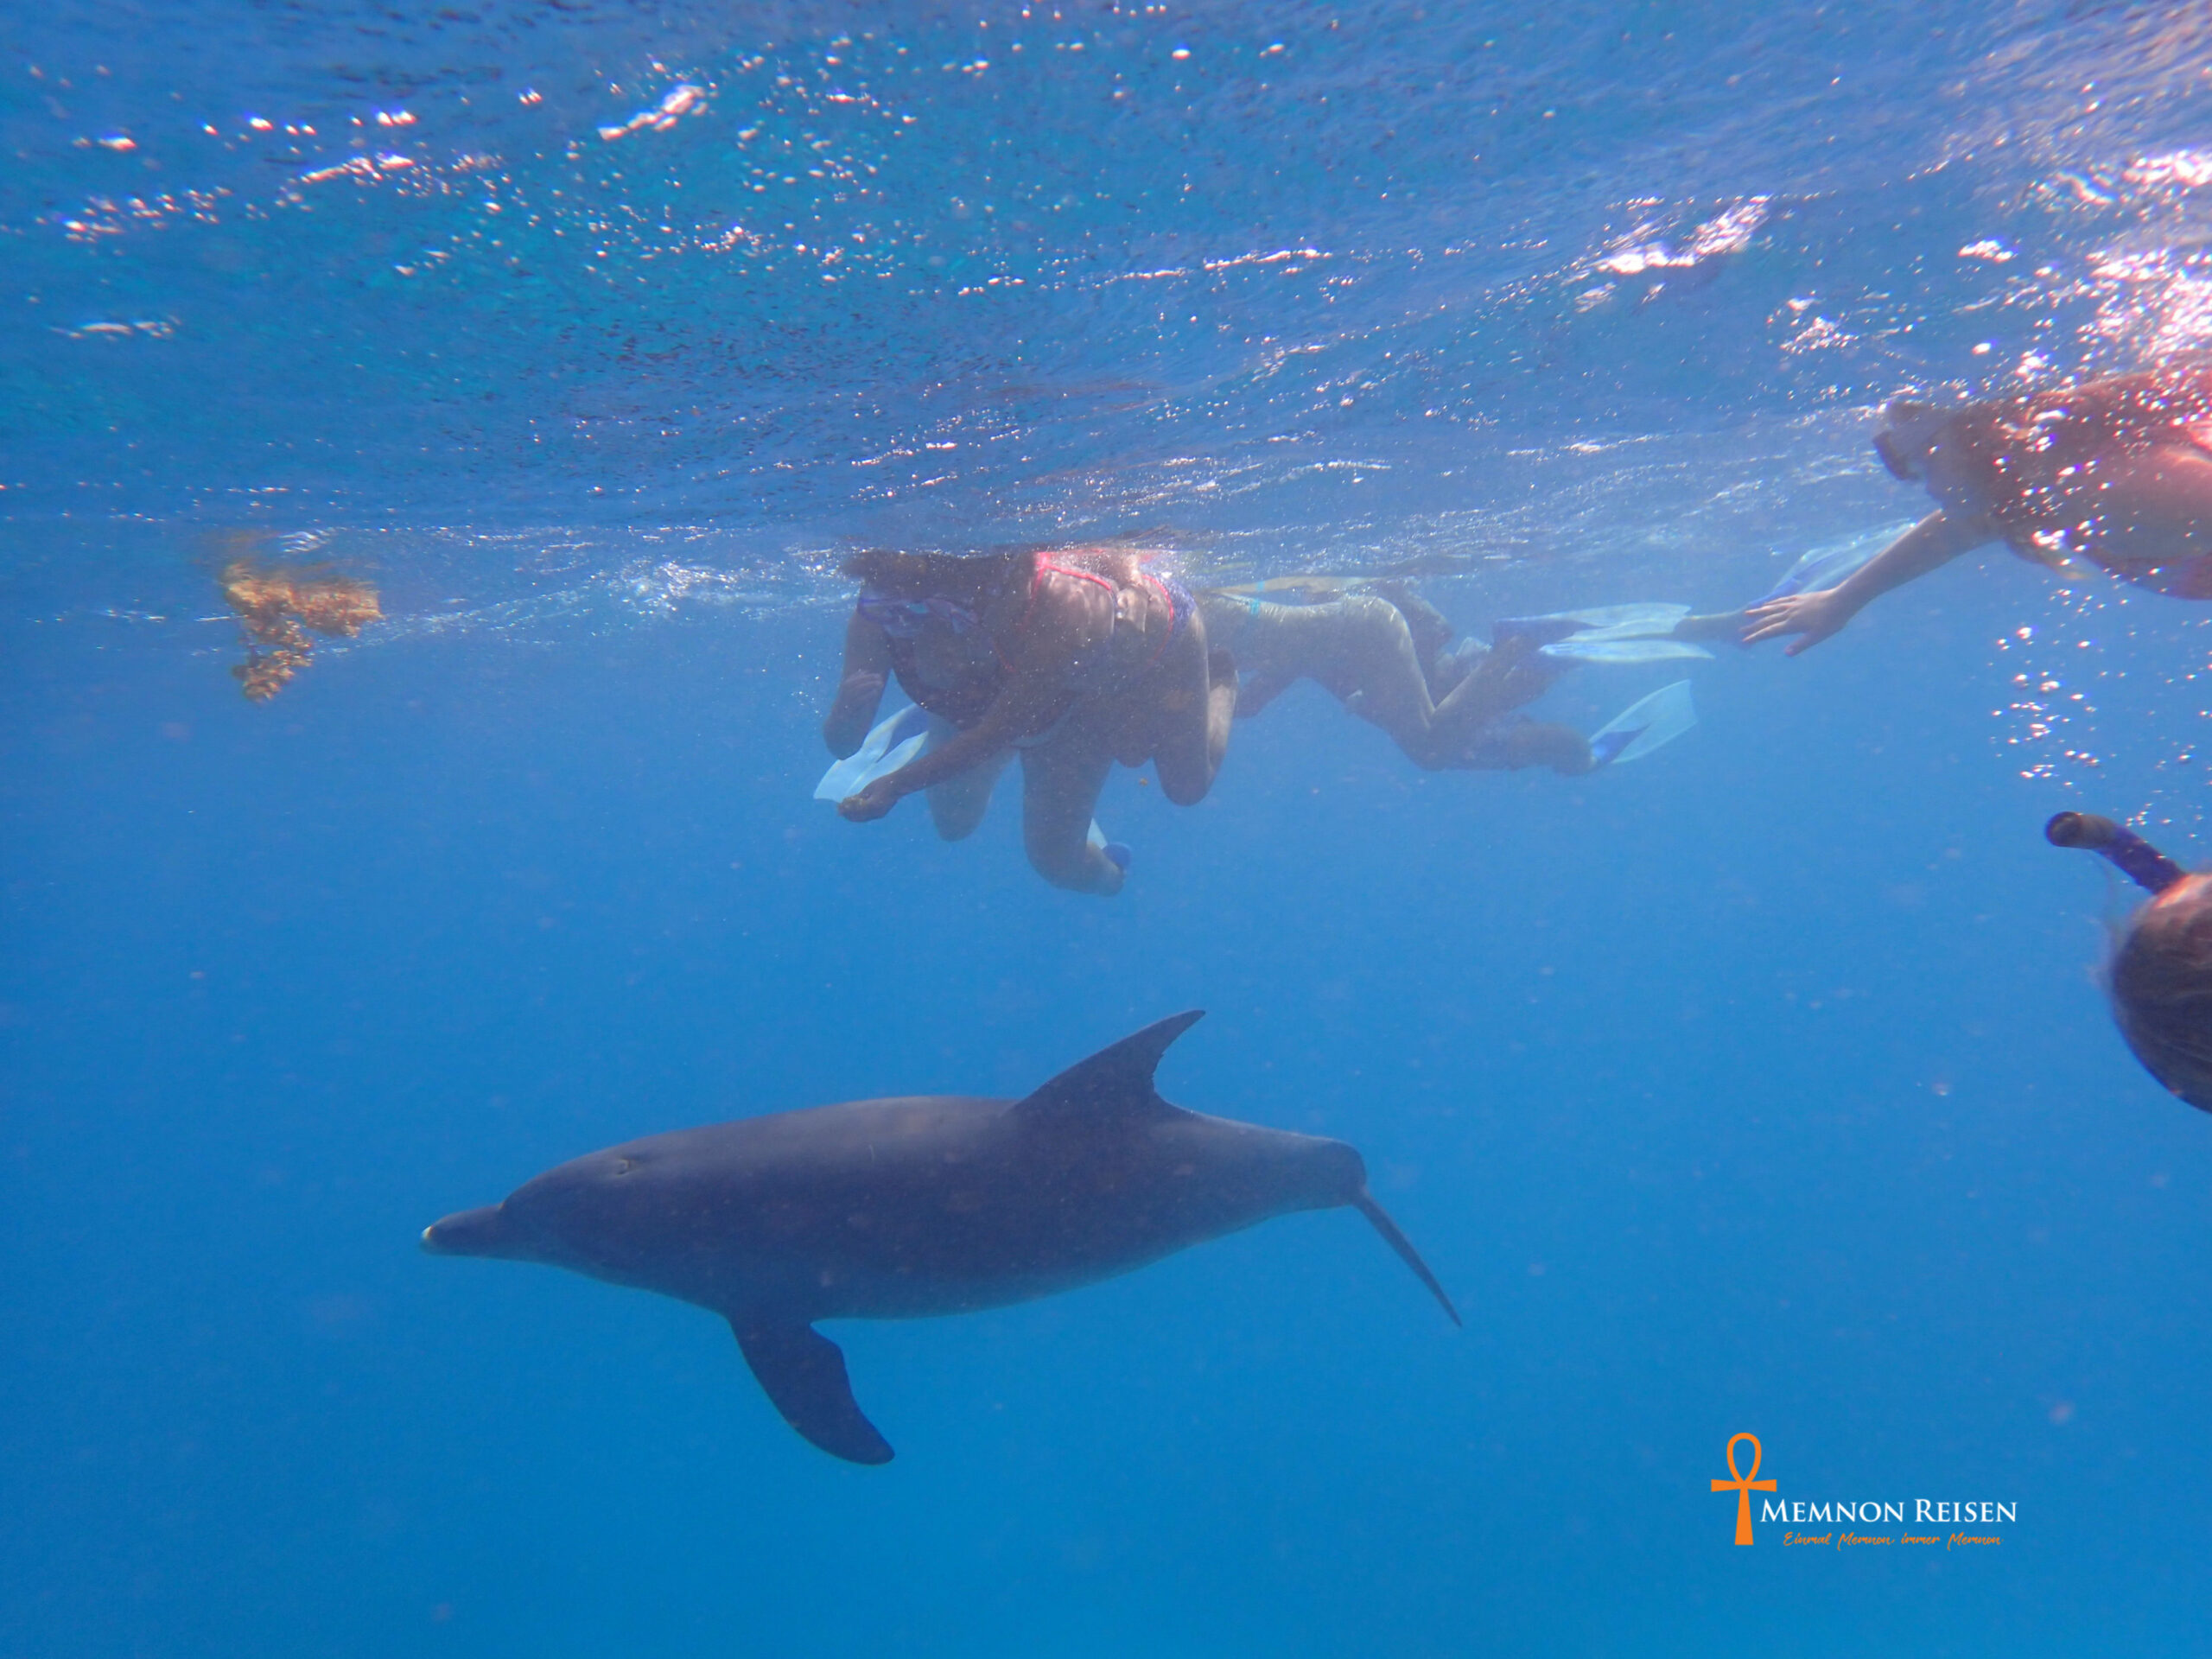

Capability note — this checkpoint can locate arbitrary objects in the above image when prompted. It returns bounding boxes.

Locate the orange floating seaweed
[219,558,382,702]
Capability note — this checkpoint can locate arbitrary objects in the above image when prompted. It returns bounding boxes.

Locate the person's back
[1020,546,1189,698]
[1938,362,2212,596]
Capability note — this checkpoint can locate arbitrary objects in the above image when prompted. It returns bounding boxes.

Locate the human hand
[838,780,899,822]
[1741,588,1850,656]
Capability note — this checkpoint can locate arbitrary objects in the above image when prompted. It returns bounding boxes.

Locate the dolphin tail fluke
[1352,1191,1461,1328]
[731,1317,894,1465]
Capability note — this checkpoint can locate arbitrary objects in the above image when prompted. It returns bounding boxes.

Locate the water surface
[9,3,2212,1654]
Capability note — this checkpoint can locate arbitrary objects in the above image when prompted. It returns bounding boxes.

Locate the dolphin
[422,1011,1458,1465]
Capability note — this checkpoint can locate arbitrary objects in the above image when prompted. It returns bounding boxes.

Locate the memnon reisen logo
[1709,1433,2015,1549]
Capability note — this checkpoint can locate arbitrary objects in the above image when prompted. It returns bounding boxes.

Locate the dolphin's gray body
[423,1012,1457,1463]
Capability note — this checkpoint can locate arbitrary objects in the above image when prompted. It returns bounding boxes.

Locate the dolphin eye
[612,1158,637,1176]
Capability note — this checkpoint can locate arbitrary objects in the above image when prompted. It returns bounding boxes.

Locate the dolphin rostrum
[422,1011,1458,1464]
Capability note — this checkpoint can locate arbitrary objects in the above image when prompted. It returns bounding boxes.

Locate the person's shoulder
[1031,549,1125,594]
[2045,363,2212,423]
[1041,543,1123,575]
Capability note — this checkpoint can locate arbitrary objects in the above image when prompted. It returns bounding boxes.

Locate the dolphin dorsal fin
[1015,1010,1205,1119]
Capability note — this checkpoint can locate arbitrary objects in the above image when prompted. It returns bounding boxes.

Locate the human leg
[1019,728,1123,894]
[1501,721,1597,773]
[1424,634,1567,763]
[1312,594,1441,756]
[1457,717,1595,774]
[1236,668,1297,717]
[1363,580,1456,682]
[1147,616,1235,806]
[925,742,1013,841]
[1207,594,1438,756]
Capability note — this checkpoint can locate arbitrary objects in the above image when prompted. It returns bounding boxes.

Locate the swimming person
[2046,810,2212,1115]
[1738,363,2212,654]
[1199,582,1705,772]
[823,546,1236,895]
[823,554,1016,847]
[1198,582,1487,767]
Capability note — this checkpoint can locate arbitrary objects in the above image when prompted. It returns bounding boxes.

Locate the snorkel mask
[857,588,981,639]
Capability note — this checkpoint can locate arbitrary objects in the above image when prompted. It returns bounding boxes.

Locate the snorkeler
[1198,582,1704,773]
[2046,810,2212,1115]
[1734,363,2212,654]
[1198,582,1485,766]
[823,559,1015,847]
[822,546,1236,895]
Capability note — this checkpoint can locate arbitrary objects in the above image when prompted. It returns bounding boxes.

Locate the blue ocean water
[10,3,2212,1653]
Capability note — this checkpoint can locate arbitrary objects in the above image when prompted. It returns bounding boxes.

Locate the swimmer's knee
[1156,766,1211,807]
[1025,837,1122,895]
[926,788,992,842]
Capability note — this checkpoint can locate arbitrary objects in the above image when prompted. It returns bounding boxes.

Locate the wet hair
[842,548,1023,604]
[1872,397,1944,480]
[2110,873,2212,1113]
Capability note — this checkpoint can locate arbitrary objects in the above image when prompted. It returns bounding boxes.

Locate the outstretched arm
[836,674,1042,820]
[1742,509,1995,655]
[823,612,893,757]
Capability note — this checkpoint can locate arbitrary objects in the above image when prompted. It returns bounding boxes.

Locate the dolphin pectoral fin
[1015,1010,1205,1120]
[730,1318,894,1465]
[1351,1190,1462,1328]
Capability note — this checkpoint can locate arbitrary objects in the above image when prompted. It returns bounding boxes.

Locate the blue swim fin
[1494,604,1711,664]
[1588,679,1697,766]
[1752,529,1897,604]
[1541,638,1713,665]
[1085,819,1129,871]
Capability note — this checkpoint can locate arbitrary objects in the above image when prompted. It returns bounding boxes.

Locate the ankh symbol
[1711,1433,1777,1545]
